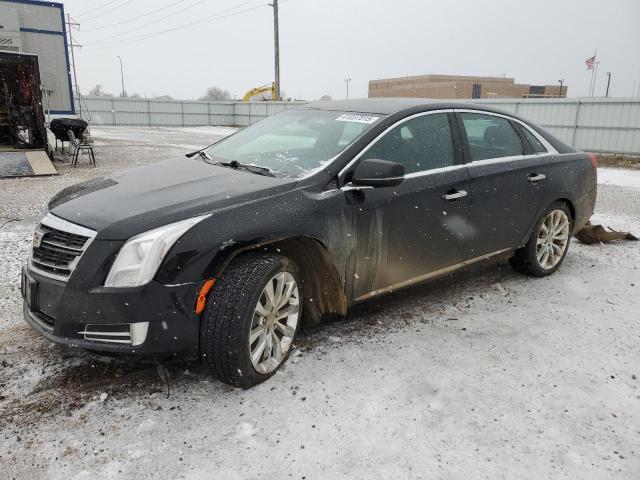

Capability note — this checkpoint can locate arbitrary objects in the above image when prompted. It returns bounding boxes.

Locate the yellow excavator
[242,83,276,102]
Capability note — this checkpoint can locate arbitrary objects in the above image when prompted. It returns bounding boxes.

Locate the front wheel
[510,202,572,277]
[200,253,301,388]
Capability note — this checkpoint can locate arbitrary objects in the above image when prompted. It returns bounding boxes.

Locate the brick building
[368,74,567,99]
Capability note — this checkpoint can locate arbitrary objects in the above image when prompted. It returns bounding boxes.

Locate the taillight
[587,153,598,169]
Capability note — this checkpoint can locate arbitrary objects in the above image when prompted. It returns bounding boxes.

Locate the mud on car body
[22,98,597,388]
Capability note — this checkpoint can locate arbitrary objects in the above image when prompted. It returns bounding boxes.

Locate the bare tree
[199,87,231,101]
[319,94,333,101]
[129,93,141,99]
[153,94,174,100]
[88,84,112,97]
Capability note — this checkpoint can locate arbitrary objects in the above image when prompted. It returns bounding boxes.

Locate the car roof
[303,97,514,116]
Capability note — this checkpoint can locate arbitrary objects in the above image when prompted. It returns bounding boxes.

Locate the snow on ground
[597,167,640,189]
[90,126,238,150]
[1,127,639,479]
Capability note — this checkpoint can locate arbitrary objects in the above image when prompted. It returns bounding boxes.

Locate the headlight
[104,215,210,287]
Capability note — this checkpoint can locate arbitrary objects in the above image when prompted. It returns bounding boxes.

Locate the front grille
[29,214,97,281]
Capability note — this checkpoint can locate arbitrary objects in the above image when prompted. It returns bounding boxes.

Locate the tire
[200,252,302,388]
[510,202,572,277]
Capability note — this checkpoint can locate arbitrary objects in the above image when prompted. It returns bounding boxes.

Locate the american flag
[585,55,596,70]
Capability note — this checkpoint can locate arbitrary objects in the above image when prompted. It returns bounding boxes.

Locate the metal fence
[75,96,640,156]
[74,96,302,128]
[472,97,640,156]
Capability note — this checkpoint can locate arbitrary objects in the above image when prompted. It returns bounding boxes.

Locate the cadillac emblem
[32,230,44,248]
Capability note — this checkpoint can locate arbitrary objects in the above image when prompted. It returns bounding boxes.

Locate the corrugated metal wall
[473,98,640,156]
[76,96,640,155]
[75,97,301,128]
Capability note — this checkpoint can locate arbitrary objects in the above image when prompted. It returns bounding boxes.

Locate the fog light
[130,322,149,347]
[78,322,149,346]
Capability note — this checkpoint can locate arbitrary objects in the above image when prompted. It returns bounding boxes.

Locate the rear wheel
[200,253,301,388]
[510,202,572,277]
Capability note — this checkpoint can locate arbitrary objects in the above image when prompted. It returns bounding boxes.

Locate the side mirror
[350,158,405,188]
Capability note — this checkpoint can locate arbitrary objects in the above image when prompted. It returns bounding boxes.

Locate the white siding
[1,0,73,113]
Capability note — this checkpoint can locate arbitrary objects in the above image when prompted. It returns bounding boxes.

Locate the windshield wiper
[185,149,207,158]
[186,149,218,165]
[218,160,275,177]
[186,149,216,164]
[189,150,275,177]
[197,150,213,161]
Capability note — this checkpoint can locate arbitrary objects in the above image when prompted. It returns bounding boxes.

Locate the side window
[518,124,548,154]
[361,113,454,174]
[460,113,524,161]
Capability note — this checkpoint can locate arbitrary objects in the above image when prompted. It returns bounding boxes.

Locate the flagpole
[592,61,600,96]
[589,50,598,96]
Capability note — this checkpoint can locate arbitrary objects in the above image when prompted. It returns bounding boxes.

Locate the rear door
[455,110,550,259]
[344,111,471,300]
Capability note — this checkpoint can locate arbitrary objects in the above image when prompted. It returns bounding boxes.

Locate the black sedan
[22,99,597,388]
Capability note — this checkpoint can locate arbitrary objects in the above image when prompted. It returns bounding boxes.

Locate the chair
[68,129,96,167]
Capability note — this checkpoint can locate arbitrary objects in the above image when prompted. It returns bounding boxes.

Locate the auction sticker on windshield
[335,113,380,124]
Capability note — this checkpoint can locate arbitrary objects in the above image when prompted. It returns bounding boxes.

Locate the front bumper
[22,266,202,359]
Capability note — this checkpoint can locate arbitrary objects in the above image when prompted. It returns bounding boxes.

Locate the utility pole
[116,56,126,97]
[66,14,81,96]
[605,72,612,98]
[344,78,351,99]
[270,0,280,100]
[558,78,564,98]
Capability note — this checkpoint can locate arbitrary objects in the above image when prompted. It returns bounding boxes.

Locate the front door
[456,111,549,259]
[345,111,470,300]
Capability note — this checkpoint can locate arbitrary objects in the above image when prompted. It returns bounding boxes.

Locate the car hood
[49,156,297,239]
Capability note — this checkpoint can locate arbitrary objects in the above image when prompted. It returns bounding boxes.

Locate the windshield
[205,109,383,178]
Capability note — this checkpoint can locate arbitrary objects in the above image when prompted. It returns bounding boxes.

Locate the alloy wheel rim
[536,209,570,270]
[249,271,299,374]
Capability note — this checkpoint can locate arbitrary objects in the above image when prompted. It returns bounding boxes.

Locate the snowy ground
[1,127,639,480]
[597,167,640,190]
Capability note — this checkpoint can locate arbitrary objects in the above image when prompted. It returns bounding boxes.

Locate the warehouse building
[369,74,567,99]
[0,0,71,176]
[0,0,74,115]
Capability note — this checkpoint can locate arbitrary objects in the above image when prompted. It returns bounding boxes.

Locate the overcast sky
[65,0,640,100]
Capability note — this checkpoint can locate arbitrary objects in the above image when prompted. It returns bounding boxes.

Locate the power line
[87,0,231,45]
[86,0,264,48]
[80,0,135,23]
[83,0,191,31]
[75,0,127,17]
[90,3,267,49]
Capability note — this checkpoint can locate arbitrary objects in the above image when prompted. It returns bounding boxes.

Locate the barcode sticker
[335,114,380,124]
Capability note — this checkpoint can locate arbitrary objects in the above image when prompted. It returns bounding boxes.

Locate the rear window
[518,125,548,154]
[460,113,523,161]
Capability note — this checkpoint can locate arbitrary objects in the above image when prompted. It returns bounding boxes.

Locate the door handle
[528,173,546,182]
[443,190,467,201]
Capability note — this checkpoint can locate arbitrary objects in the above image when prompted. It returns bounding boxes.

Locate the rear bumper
[22,266,202,359]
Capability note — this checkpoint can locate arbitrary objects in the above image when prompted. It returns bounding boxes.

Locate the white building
[0,0,74,115]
